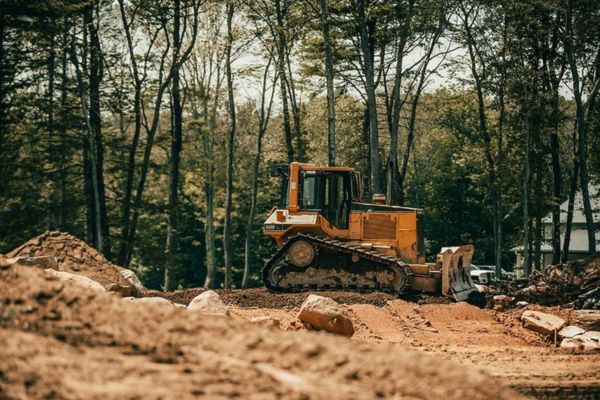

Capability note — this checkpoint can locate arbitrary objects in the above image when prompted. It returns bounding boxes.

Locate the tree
[563,0,600,256]
[223,1,236,289]
[319,0,336,166]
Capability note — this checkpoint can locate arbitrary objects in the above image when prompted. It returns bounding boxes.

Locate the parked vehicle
[470,265,496,284]
[477,265,516,281]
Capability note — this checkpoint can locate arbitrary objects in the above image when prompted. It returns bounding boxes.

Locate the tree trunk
[203,81,217,288]
[386,0,413,205]
[523,121,531,276]
[59,23,68,229]
[564,0,596,255]
[223,2,236,289]
[47,32,56,230]
[463,7,500,274]
[285,52,304,163]
[562,126,579,263]
[164,0,183,291]
[550,90,561,264]
[534,145,543,271]
[69,41,103,254]
[357,0,381,197]
[117,0,144,266]
[275,0,294,163]
[319,0,336,167]
[243,59,276,288]
[85,4,110,258]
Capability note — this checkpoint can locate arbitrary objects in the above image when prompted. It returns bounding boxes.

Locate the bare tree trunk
[243,58,276,288]
[563,122,579,263]
[398,21,442,205]
[84,4,110,257]
[285,53,304,163]
[117,0,144,266]
[223,2,236,289]
[46,32,56,230]
[59,23,68,229]
[69,41,103,253]
[550,89,562,264]
[523,115,532,276]
[462,5,500,273]
[564,0,597,255]
[121,1,199,266]
[203,83,217,288]
[386,0,414,205]
[275,0,294,163]
[164,0,183,291]
[319,0,336,166]
[356,0,381,197]
[534,143,543,271]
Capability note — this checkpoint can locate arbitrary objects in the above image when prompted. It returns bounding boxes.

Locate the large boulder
[44,269,105,292]
[574,310,600,331]
[119,268,147,297]
[297,295,354,337]
[521,310,565,336]
[187,290,230,316]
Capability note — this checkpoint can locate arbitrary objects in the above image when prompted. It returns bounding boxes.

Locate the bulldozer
[262,162,477,301]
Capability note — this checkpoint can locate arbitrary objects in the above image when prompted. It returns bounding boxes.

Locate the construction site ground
[161,288,600,399]
[2,232,600,399]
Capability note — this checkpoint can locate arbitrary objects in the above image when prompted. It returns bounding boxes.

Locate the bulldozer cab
[298,170,352,229]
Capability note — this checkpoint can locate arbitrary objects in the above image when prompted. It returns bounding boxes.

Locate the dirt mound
[157,287,398,308]
[218,288,398,309]
[7,231,131,290]
[0,262,523,400]
[149,288,207,305]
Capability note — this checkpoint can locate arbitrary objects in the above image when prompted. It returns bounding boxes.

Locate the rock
[560,334,600,351]
[574,310,600,331]
[119,268,147,297]
[106,283,132,297]
[516,301,529,307]
[132,297,175,309]
[558,325,586,339]
[44,269,105,292]
[521,310,565,336]
[578,331,600,342]
[250,316,281,328]
[297,295,354,337]
[174,303,187,309]
[187,290,229,316]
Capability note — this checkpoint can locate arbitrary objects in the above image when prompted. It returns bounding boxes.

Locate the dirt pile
[0,262,524,399]
[6,231,135,291]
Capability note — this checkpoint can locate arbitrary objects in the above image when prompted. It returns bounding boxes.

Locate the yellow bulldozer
[262,162,477,301]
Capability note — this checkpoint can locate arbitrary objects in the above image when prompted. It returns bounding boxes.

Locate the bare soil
[1,262,523,400]
[2,232,600,399]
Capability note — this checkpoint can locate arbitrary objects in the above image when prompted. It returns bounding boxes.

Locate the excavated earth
[2,232,600,399]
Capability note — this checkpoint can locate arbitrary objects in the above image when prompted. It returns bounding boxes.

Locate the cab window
[301,173,318,209]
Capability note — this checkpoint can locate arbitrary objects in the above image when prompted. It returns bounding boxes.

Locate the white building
[513,184,599,275]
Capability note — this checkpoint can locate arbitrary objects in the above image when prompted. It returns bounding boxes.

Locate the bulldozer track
[262,233,409,294]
